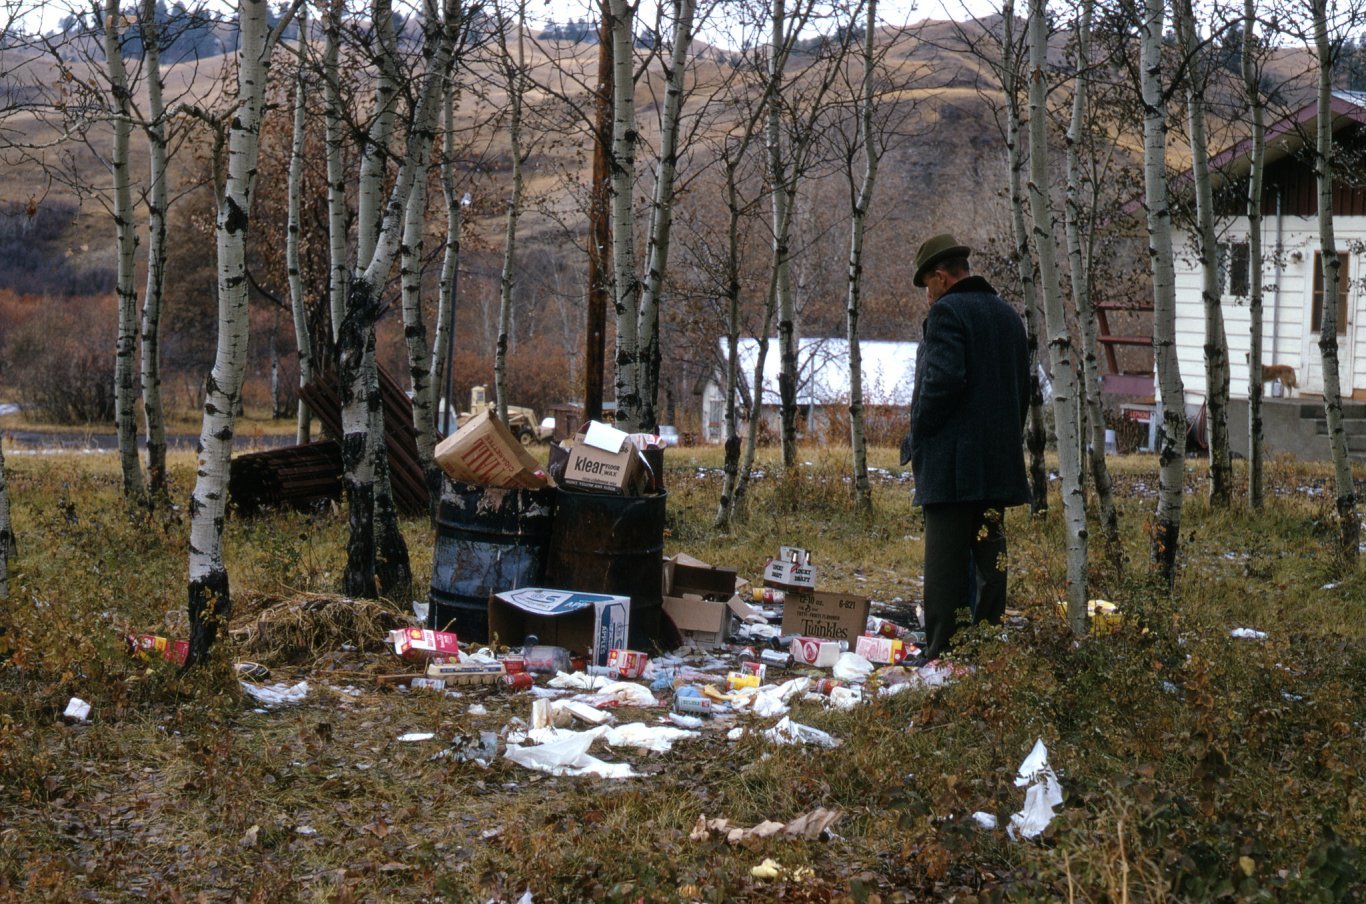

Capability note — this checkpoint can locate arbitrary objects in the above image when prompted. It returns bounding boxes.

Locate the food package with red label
[854,634,909,665]
[789,635,843,668]
[607,648,649,679]
[127,634,189,667]
[388,628,461,661]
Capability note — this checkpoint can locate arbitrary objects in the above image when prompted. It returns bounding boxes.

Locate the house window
[1217,241,1250,297]
[1311,251,1350,334]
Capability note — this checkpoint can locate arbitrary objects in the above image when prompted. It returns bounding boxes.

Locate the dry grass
[0,444,1363,901]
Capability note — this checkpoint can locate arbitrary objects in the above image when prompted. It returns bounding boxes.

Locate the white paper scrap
[240,680,309,706]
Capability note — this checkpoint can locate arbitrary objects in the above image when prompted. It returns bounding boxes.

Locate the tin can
[760,649,793,668]
[502,673,534,691]
[752,587,786,604]
[740,660,766,680]
[502,656,527,674]
[673,694,714,715]
[736,646,758,663]
[814,678,843,695]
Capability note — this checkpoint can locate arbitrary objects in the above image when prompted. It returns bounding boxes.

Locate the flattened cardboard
[489,587,630,667]
[780,590,870,643]
[434,409,552,490]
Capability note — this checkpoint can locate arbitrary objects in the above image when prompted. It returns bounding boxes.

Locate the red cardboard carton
[127,634,189,667]
[388,628,461,661]
[608,649,649,679]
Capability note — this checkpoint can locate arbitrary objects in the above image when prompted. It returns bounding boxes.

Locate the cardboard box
[763,547,817,591]
[127,634,189,667]
[560,421,650,495]
[780,591,870,643]
[854,634,910,664]
[427,660,507,684]
[489,587,629,667]
[660,553,764,649]
[790,636,842,667]
[435,409,552,490]
[388,628,461,661]
[607,649,649,679]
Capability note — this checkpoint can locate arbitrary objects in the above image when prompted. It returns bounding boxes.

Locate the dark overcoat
[909,275,1031,507]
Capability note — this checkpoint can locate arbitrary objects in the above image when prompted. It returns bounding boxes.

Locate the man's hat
[913,234,972,287]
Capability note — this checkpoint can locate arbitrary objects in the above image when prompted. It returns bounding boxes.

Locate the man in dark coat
[908,234,1031,662]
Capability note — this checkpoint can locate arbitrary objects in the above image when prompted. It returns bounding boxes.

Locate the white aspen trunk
[400,168,433,455]
[427,80,465,496]
[187,0,281,664]
[357,0,399,269]
[104,0,146,500]
[1175,0,1233,507]
[1028,0,1087,632]
[715,159,747,529]
[139,0,169,497]
[846,0,879,512]
[636,0,696,432]
[1062,0,1119,553]
[288,8,314,444]
[608,0,641,431]
[1312,0,1360,563]
[495,3,526,425]
[0,446,11,599]
[1243,0,1266,509]
[324,0,348,340]
[1140,0,1187,588]
[1000,1,1048,515]
[768,0,798,469]
[340,0,454,597]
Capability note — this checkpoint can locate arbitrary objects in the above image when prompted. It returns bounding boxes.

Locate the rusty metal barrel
[428,481,556,642]
[544,488,666,651]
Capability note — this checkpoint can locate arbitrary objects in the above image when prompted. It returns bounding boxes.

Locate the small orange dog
[1262,363,1298,395]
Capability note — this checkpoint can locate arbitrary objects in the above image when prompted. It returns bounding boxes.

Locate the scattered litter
[503,726,636,779]
[468,703,488,716]
[748,858,814,882]
[547,671,611,691]
[727,727,745,741]
[668,712,704,729]
[603,722,698,753]
[751,859,781,880]
[235,661,270,680]
[63,697,91,721]
[764,717,840,748]
[240,680,309,706]
[827,685,863,710]
[590,681,657,707]
[832,652,874,683]
[296,825,318,836]
[397,732,435,742]
[1321,581,1339,590]
[692,807,842,845]
[1231,628,1268,640]
[971,811,998,829]
[434,731,499,766]
[1008,738,1063,841]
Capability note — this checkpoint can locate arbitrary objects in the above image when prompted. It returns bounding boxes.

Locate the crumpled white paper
[503,726,636,779]
[548,671,611,691]
[63,697,91,721]
[589,681,657,707]
[763,716,841,748]
[1008,738,1063,840]
[1230,628,1268,640]
[749,677,811,718]
[832,652,874,683]
[603,722,698,753]
[240,680,309,706]
[827,685,863,710]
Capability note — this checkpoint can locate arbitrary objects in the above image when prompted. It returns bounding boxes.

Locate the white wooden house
[1168,91,1366,459]
[700,338,918,444]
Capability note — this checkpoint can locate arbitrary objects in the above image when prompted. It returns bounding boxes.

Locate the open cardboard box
[489,587,630,667]
[661,553,764,649]
[557,421,652,495]
[435,409,552,490]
